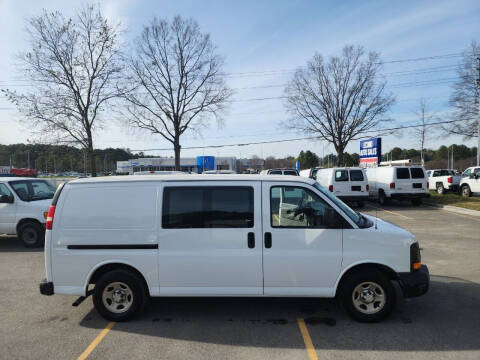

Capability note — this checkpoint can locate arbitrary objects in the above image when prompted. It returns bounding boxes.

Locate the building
[116,156,237,175]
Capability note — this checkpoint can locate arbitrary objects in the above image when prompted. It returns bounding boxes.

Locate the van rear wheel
[93,270,146,321]
[340,268,395,322]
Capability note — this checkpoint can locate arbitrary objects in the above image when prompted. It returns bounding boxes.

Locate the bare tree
[412,98,435,165]
[122,16,233,170]
[444,42,480,165]
[444,42,479,138]
[284,45,395,165]
[1,5,124,176]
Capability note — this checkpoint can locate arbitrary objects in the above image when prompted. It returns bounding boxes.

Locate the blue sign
[196,156,215,173]
[359,138,382,166]
[296,160,300,171]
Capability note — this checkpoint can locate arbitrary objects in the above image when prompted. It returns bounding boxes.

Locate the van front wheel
[93,270,146,321]
[340,269,395,322]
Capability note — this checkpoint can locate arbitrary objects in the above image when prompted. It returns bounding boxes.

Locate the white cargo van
[367,166,429,205]
[40,175,429,322]
[0,177,55,247]
[315,168,369,207]
[299,167,323,180]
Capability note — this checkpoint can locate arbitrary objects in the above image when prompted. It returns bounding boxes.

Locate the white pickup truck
[459,166,480,197]
[426,169,461,194]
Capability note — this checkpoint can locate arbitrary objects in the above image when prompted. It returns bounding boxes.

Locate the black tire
[93,270,147,321]
[378,191,388,206]
[436,184,444,195]
[357,201,365,208]
[340,268,396,322]
[411,198,422,206]
[461,185,471,198]
[18,222,44,248]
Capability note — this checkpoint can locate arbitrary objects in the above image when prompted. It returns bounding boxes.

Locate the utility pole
[83,150,87,176]
[27,151,30,169]
[476,56,480,166]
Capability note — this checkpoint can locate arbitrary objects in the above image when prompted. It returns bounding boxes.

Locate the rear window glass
[335,170,349,182]
[162,187,253,229]
[410,168,425,179]
[349,170,364,181]
[396,168,410,179]
[283,170,298,176]
[269,170,282,175]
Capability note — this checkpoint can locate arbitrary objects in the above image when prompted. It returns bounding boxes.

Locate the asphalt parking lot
[1,202,479,360]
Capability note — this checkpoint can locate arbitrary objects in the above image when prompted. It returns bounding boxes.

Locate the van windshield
[314,182,361,225]
[9,180,56,201]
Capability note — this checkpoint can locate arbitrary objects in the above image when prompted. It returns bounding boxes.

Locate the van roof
[68,174,317,185]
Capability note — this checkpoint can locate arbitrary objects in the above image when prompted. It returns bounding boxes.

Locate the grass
[426,191,480,211]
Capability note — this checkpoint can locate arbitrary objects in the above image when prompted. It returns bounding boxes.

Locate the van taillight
[390,182,395,189]
[366,184,370,191]
[447,176,452,184]
[328,185,333,192]
[45,205,56,230]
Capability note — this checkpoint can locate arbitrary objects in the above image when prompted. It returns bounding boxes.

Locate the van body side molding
[67,244,158,250]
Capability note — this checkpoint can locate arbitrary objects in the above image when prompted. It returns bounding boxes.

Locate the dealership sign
[359,138,382,168]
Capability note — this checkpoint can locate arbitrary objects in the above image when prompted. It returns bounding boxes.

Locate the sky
[0,0,479,159]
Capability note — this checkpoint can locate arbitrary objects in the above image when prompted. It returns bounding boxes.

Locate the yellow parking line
[366,204,413,220]
[77,322,115,360]
[297,318,318,360]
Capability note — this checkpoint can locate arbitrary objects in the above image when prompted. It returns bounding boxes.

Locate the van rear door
[158,181,263,295]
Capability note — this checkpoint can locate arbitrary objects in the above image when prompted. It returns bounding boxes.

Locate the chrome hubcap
[102,282,133,314]
[352,281,386,314]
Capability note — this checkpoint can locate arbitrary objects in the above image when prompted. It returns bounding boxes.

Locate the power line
[130,117,475,152]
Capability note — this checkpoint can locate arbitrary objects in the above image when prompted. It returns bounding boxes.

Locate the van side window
[162,187,254,229]
[463,169,471,177]
[410,168,425,179]
[270,186,345,229]
[396,168,410,179]
[335,170,349,182]
[349,170,364,181]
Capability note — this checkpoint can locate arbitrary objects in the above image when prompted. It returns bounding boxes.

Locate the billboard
[359,138,382,168]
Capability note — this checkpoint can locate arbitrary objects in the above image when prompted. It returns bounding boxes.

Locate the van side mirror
[0,195,14,204]
[470,174,477,179]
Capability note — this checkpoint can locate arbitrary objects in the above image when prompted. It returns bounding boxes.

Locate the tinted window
[270,186,345,228]
[396,168,410,179]
[283,170,298,176]
[410,168,425,179]
[0,183,13,197]
[9,180,55,201]
[475,168,480,174]
[349,170,364,181]
[162,187,253,229]
[311,169,319,179]
[269,170,282,175]
[335,170,349,182]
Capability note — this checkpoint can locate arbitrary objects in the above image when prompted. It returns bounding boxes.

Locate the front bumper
[338,195,369,202]
[397,265,430,298]
[390,193,430,200]
[40,279,54,295]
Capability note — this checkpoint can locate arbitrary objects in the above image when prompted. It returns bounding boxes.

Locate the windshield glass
[9,180,56,201]
[314,182,361,225]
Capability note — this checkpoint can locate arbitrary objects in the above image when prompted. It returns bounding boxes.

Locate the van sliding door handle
[247,232,255,248]
[264,232,272,248]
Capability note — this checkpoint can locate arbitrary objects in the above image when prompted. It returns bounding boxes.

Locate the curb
[424,202,480,217]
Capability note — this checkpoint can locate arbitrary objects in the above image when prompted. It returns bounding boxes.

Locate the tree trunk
[173,137,181,171]
[88,142,97,177]
[335,145,344,166]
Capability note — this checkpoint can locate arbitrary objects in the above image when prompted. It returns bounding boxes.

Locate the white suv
[0,177,55,247]
[459,167,480,197]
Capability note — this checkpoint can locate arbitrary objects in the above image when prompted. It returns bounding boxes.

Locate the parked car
[299,167,323,180]
[366,165,429,205]
[315,167,369,207]
[459,171,480,197]
[462,166,480,178]
[260,168,299,176]
[40,174,429,322]
[426,169,461,194]
[0,177,55,247]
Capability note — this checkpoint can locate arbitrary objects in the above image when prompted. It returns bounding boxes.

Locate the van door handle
[264,232,272,248]
[247,232,255,249]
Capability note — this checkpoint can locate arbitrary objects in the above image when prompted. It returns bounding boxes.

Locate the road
[0,202,479,360]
